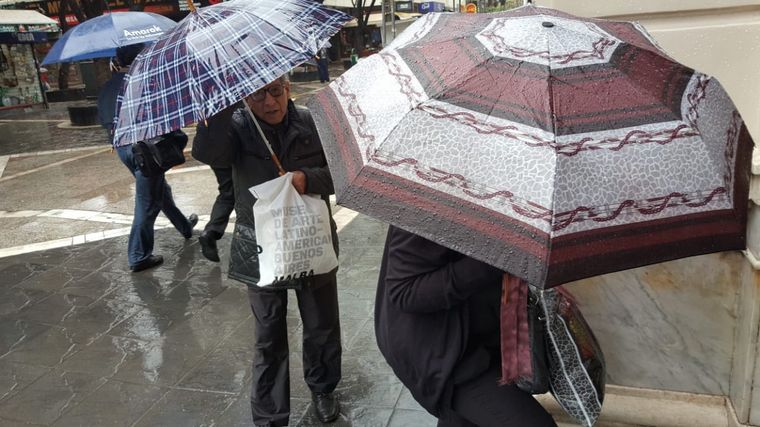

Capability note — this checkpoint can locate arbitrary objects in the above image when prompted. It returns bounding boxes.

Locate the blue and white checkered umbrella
[112,0,350,147]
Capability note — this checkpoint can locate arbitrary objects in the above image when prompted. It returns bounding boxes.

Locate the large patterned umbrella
[112,0,350,147]
[308,5,754,289]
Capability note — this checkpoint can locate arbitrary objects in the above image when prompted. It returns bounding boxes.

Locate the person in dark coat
[316,46,330,83]
[191,103,238,262]
[98,43,197,272]
[196,74,341,427]
[375,226,557,427]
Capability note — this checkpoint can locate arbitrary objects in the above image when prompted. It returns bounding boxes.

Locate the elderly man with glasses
[197,73,342,427]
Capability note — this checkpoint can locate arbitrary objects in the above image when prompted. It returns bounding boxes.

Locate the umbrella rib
[192,10,221,122]
[424,48,497,101]
[199,7,256,113]
[185,9,228,124]
[545,23,559,279]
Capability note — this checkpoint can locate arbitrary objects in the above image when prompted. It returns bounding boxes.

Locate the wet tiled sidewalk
[0,213,438,427]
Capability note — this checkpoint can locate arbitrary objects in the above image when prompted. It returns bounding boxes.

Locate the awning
[0,9,59,33]
[344,12,422,28]
[323,0,457,9]
[0,0,40,7]
[322,0,357,8]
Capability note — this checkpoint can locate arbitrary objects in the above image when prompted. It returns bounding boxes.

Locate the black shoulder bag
[132,130,188,177]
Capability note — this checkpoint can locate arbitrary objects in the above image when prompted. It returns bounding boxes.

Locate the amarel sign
[123,24,164,41]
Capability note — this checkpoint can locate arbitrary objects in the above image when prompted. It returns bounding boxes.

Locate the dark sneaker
[130,255,163,272]
[312,392,339,423]
[199,231,220,262]
[184,214,199,239]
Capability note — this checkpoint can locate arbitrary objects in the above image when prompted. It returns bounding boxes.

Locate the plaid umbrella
[308,5,754,289]
[41,12,177,65]
[112,0,350,147]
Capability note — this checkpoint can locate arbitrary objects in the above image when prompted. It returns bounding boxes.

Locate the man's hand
[291,170,307,194]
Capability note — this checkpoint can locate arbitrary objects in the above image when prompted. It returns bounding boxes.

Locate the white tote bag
[249,172,338,287]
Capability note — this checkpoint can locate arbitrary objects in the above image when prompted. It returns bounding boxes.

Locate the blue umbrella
[41,11,177,65]
[111,0,351,147]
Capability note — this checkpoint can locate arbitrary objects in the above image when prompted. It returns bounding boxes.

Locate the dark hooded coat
[375,226,503,415]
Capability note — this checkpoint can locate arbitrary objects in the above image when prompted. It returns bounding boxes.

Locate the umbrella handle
[187,0,196,12]
[271,153,286,177]
[244,102,287,176]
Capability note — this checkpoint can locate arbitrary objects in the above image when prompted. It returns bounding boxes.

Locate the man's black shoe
[312,392,339,423]
[184,214,199,239]
[130,255,163,272]
[199,232,220,262]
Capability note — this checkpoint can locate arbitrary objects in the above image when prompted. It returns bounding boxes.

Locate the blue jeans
[117,145,193,266]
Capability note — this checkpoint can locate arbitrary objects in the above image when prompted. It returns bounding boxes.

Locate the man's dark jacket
[375,226,502,416]
[97,72,125,135]
[203,100,338,289]
[191,102,239,167]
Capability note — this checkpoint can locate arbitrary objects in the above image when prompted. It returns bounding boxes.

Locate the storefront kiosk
[0,10,58,110]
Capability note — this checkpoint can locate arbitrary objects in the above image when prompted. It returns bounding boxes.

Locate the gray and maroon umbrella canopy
[309,5,753,289]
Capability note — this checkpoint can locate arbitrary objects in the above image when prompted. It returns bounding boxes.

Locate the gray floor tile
[0,287,50,317]
[55,269,134,300]
[0,361,51,404]
[60,335,152,378]
[333,367,405,409]
[297,404,393,427]
[0,369,106,425]
[387,408,438,427]
[395,387,427,411]
[107,335,213,387]
[345,316,380,353]
[0,416,47,426]
[0,262,47,288]
[176,321,254,394]
[59,244,118,271]
[15,265,92,293]
[51,380,167,427]
[15,293,94,326]
[132,388,237,427]
[2,325,81,367]
[0,318,50,357]
[107,305,194,341]
[53,299,144,344]
[214,392,254,427]
[99,272,187,307]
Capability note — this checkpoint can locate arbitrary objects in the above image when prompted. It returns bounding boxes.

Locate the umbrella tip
[186,0,196,12]
[542,21,555,28]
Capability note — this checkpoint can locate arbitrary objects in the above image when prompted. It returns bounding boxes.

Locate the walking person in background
[98,43,198,272]
[194,73,342,427]
[316,45,330,83]
[191,103,240,262]
[375,226,557,427]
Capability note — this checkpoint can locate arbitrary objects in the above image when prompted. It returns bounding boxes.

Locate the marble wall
[567,251,744,396]
[733,261,760,424]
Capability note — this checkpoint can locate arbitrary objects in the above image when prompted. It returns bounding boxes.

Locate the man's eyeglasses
[249,84,285,102]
